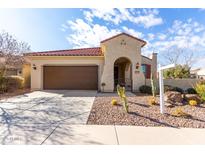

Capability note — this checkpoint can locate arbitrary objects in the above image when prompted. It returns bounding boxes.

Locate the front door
[114,66,119,86]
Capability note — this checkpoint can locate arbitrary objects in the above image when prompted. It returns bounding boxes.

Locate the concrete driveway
[0,90,96,144]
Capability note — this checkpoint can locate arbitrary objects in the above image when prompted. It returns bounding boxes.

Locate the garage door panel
[43,66,98,90]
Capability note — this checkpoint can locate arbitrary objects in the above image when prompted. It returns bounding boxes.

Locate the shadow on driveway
[0,90,96,144]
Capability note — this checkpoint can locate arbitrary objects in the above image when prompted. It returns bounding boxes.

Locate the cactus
[122,96,129,113]
[117,84,129,112]
[151,73,157,97]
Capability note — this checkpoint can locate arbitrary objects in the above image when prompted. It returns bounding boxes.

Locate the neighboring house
[0,52,23,76]
[4,66,22,76]
[191,68,205,79]
[24,33,157,92]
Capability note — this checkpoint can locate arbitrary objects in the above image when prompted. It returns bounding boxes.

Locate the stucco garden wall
[145,78,203,90]
[28,56,104,90]
[163,79,203,89]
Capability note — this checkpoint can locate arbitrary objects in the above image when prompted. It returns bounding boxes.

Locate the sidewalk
[42,125,205,145]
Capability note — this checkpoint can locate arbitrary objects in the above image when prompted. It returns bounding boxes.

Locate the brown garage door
[43,66,98,90]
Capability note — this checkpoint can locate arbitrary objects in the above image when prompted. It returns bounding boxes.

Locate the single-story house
[24,33,157,92]
[191,68,205,79]
[0,52,23,76]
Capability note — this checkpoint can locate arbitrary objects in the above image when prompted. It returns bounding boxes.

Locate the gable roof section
[142,55,152,61]
[25,47,103,56]
[25,33,146,57]
[100,32,146,47]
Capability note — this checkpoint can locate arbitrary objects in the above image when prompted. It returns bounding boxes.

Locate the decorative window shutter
[146,64,151,79]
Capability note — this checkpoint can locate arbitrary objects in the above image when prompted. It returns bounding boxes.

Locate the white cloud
[148,19,205,53]
[84,8,121,25]
[132,9,163,28]
[62,11,147,48]
[61,24,68,29]
[122,26,144,38]
[83,8,163,28]
[147,33,155,41]
[158,33,167,40]
[65,19,120,48]
[61,10,205,67]
[64,20,147,48]
[140,18,205,66]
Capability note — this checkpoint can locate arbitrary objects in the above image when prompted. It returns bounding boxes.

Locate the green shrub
[0,67,6,76]
[139,85,152,94]
[164,64,190,79]
[186,88,197,94]
[6,76,25,91]
[172,107,192,118]
[171,87,184,93]
[0,75,25,93]
[195,82,205,101]
[0,76,9,93]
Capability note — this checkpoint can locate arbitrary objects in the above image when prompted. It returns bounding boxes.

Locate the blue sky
[0,8,205,68]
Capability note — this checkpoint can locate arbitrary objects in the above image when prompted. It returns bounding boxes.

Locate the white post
[158,63,175,114]
[159,64,164,114]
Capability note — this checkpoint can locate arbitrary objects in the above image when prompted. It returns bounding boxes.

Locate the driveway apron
[0,90,96,144]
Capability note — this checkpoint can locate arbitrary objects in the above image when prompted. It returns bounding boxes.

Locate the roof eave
[100,32,146,47]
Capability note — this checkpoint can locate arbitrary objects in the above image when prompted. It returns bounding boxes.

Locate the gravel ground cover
[87,93,205,128]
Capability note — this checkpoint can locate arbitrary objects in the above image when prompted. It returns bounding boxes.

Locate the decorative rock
[165,102,175,108]
[164,91,183,105]
[185,94,202,103]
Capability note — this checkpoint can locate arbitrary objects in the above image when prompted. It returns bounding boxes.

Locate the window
[141,64,151,79]
[141,64,146,74]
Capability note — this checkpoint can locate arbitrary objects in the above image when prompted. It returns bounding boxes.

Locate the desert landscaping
[88,82,205,128]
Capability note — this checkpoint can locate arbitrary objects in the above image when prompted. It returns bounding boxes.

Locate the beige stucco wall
[124,63,131,86]
[27,56,104,90]
[100,34,145,92]
[163,79,202,90]
[26,34,158,92]
[151,53,158,79]
[22,64,31,88]
[145,78,203,90]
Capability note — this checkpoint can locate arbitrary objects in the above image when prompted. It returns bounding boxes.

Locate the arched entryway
[114,57,132,91]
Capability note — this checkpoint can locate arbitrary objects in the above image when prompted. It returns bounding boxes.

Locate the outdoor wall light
[32,64,37,70]
[136,62,140,69]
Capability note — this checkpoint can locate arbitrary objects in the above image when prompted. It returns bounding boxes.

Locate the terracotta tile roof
[101,32,146,47]
[24,33,146,57]
[24,47,103,56]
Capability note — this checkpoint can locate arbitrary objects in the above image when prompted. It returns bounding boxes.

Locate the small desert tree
[0,31,30,75]
[162,46,195,79]
[162,46,195,67]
